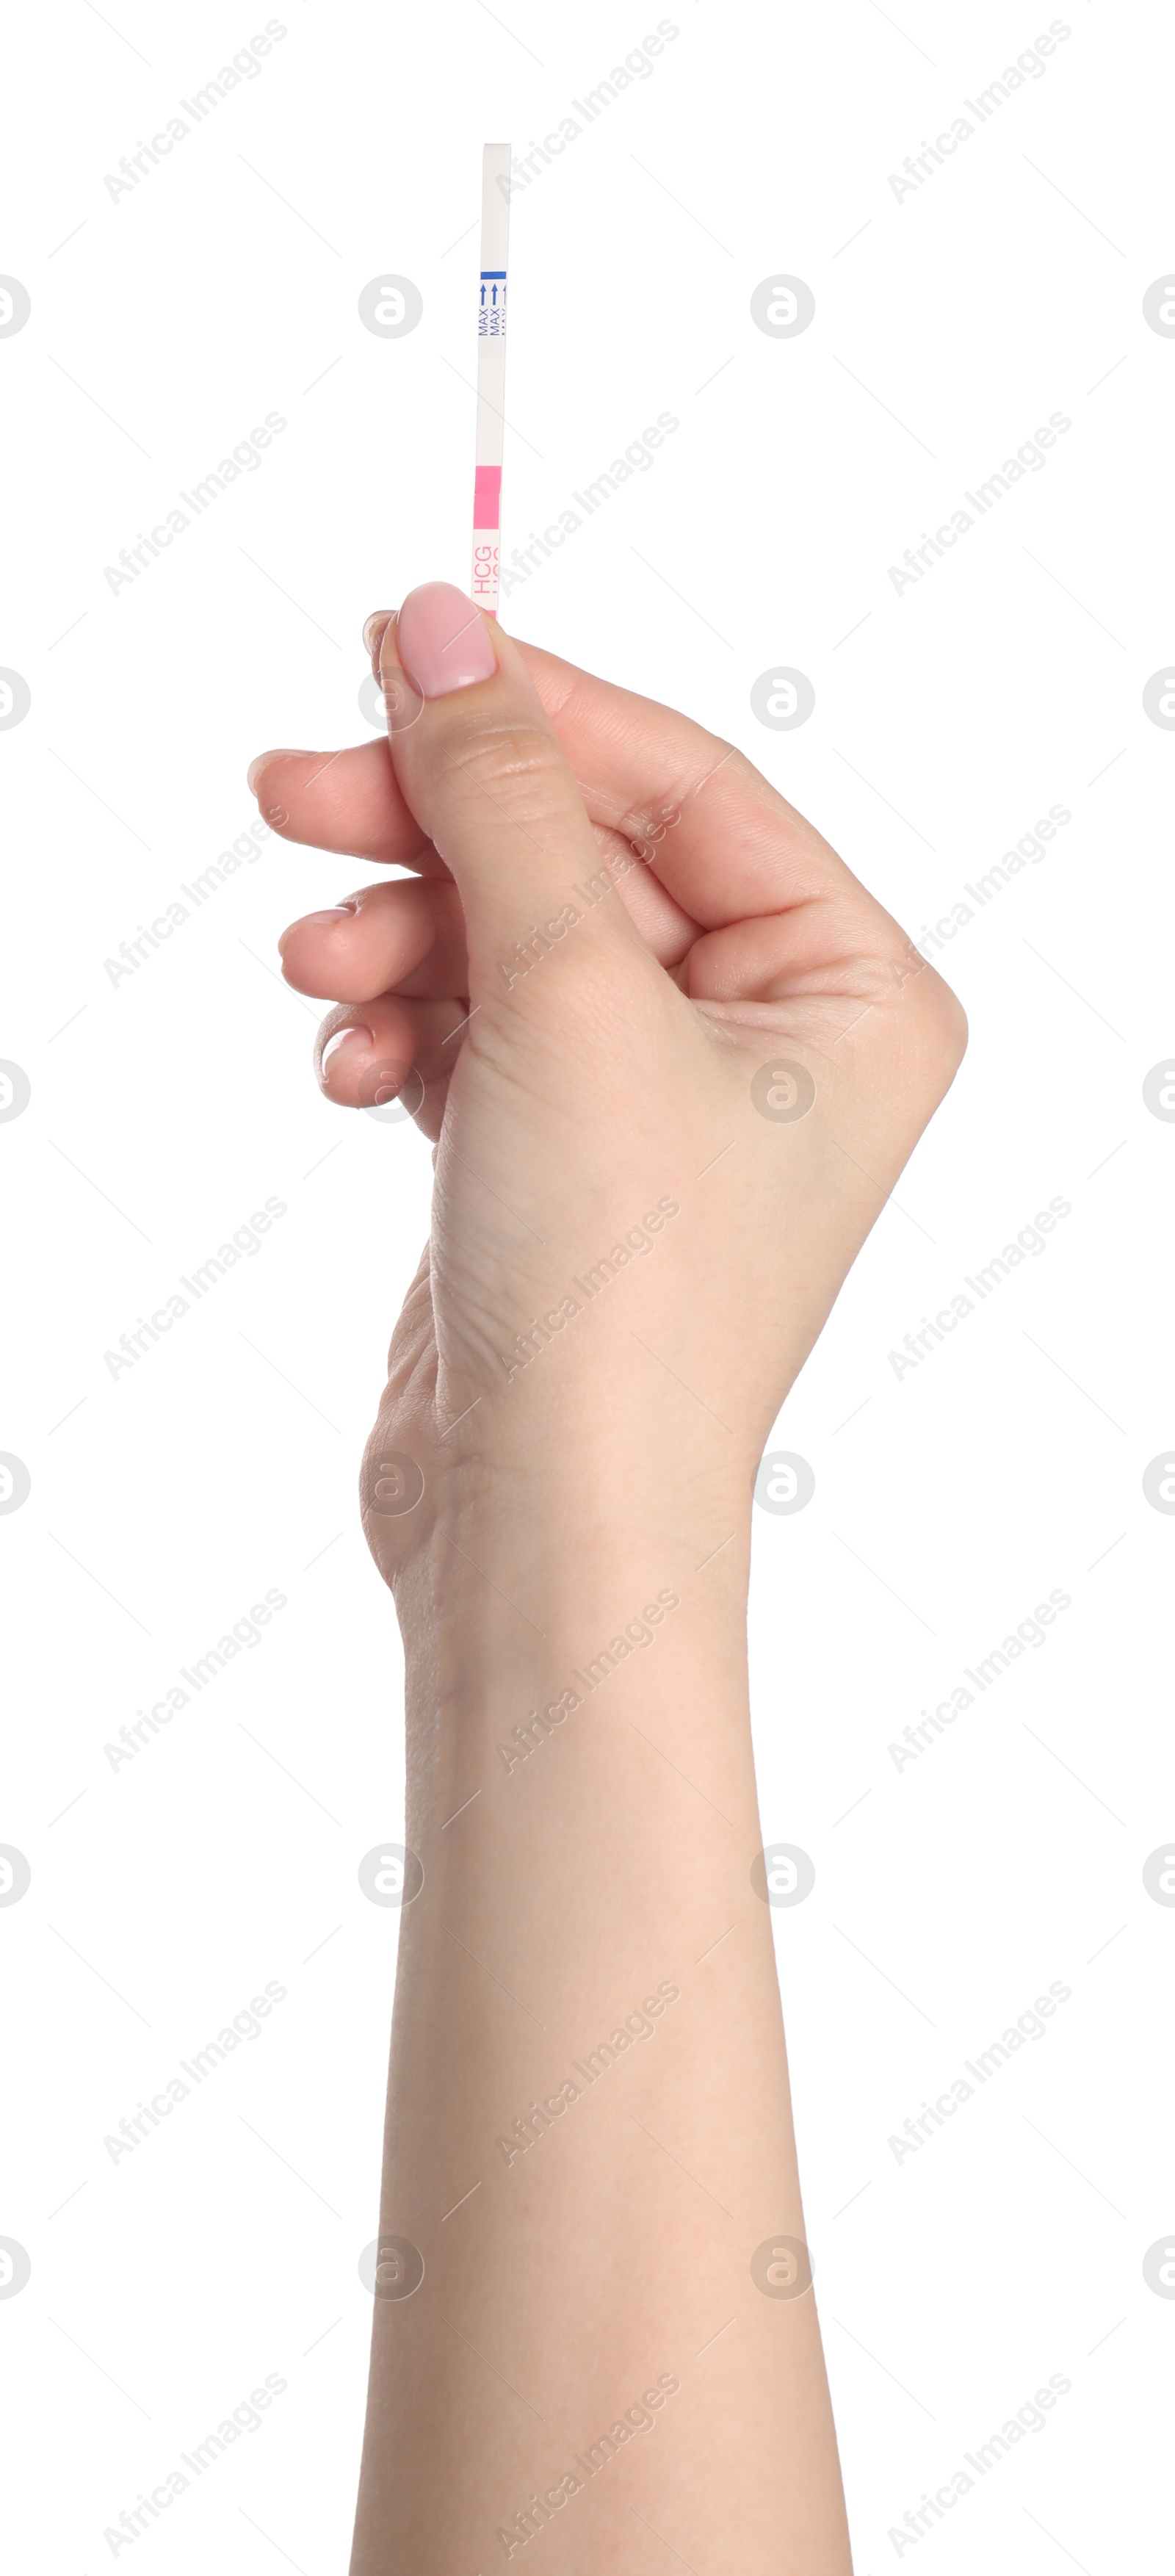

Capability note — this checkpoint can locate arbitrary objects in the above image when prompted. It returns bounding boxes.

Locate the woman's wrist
[372,1385,760,1603]
[389,1465,758,1851]
[391,1457,754,1684]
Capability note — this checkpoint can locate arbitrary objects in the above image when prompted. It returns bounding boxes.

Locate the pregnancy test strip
[472,141,510,618]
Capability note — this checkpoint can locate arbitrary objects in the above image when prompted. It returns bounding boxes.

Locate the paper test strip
[472,142,510,618]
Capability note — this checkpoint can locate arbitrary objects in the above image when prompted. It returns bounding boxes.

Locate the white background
[3,1,1174,2569]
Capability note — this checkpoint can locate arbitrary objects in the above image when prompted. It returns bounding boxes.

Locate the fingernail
[363,610,394,652]
[321,1024,374,1071]
[396,581,496,699]
[247,750,296,794]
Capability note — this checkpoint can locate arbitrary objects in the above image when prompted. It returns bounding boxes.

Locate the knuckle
[920,970,969,1073]
[438,718,576,824]
[892,963,969,1099]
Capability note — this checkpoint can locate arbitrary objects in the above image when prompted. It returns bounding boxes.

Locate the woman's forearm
[350,1466,851,2572]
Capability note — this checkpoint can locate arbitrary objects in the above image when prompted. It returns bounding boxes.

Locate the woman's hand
[248,582,966,2576]
[250,582,966,1587]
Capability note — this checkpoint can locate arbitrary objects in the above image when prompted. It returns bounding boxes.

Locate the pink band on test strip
[474,466,502,528]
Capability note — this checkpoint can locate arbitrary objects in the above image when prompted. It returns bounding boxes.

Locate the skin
[250,587,966,2573]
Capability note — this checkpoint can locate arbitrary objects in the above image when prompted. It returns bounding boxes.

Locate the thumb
[379,582,643,995]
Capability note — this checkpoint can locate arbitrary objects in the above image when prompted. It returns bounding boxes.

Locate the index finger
[249,624,857,929]
[247,737,446,875]
[518,635,854,928]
